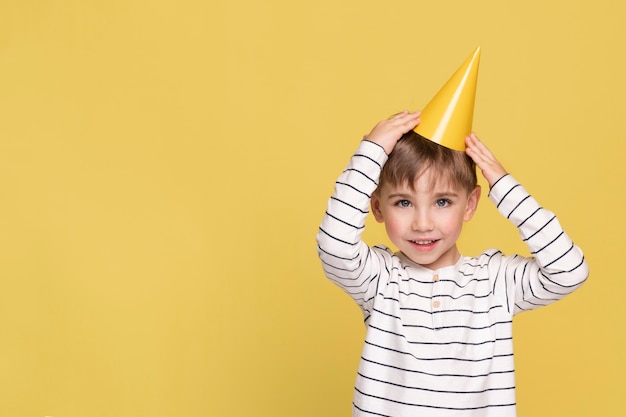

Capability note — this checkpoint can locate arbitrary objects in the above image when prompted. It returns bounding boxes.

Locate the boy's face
[371,170,481,270]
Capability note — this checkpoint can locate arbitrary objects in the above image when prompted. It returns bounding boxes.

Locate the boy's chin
[400,248,460,270]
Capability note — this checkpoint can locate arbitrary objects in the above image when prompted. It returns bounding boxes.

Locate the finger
[391,109,420,119]
[393,111,421,127]
[467,134,494,160]
[465,138,491,167]
[389,110,409,119]
[467,133,485,150]
[397,115,421,131]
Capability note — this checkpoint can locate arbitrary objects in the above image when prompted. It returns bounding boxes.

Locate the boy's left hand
[465,133,507,187]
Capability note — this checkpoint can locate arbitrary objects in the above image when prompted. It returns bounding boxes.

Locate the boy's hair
[375,131,477,195]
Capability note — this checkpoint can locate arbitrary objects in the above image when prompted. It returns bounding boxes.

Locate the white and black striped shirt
[316,140,588,417]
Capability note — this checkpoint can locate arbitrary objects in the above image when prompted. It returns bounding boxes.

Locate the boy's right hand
[364,110,421,154]
[465,133,507,188]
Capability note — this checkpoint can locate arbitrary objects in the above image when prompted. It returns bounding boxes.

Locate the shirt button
[433,300,441,308]
[433,274,439,282]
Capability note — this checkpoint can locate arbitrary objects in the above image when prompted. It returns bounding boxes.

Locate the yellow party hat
[414,47,481,151]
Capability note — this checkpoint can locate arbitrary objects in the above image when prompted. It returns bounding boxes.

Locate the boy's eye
[436,199,451,207]
[396,199,411,208]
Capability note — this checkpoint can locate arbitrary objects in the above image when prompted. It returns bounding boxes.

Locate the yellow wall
[0,1,624,416]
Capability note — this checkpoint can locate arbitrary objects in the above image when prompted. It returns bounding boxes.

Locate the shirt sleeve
[487,174,589,314]
[316,140,390,314]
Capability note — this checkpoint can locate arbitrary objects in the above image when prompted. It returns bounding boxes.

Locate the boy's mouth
[409,239,440,252]
[410,239,438,246]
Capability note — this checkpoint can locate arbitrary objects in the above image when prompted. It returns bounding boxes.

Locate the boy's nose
[412,210,434,232]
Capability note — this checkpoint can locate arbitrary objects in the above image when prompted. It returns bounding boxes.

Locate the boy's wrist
[362,137,388,153]
[489,173,510,191]
[488,173,516,201]
[356,139,389,169]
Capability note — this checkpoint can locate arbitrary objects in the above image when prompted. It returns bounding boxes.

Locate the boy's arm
[466,134,589,312]
[316,111,421,310]
[316,140,387,309]
[488,175,588,312]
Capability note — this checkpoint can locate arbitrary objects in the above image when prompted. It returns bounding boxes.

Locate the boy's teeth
[413,240,435,245]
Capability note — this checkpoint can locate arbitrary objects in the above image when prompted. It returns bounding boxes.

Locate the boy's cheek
[384,217,405,235]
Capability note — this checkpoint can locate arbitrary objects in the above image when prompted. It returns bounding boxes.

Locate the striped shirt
[316,140,589,417]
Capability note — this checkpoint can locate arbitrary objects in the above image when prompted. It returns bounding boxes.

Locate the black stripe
[359,355,515,379]
[354,387,516,411]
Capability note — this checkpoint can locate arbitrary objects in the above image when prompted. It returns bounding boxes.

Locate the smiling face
[371,169,481,270]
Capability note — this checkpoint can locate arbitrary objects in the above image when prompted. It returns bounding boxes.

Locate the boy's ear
[464,185,481,222]
[371,194,385,223]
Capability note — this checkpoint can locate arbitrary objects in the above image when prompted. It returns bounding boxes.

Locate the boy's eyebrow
[385,190,462,199]
[386,192,413,199]
[433,191,461,198]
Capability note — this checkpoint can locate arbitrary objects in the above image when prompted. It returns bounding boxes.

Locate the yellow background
[0,1,623,416]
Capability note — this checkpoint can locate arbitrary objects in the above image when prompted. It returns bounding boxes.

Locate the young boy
[316,110,588,416]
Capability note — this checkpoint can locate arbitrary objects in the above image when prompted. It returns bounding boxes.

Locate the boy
[316,110,588,416]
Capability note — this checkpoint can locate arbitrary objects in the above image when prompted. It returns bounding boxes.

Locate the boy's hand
[465,133,507,187]
[364,110,421,154]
